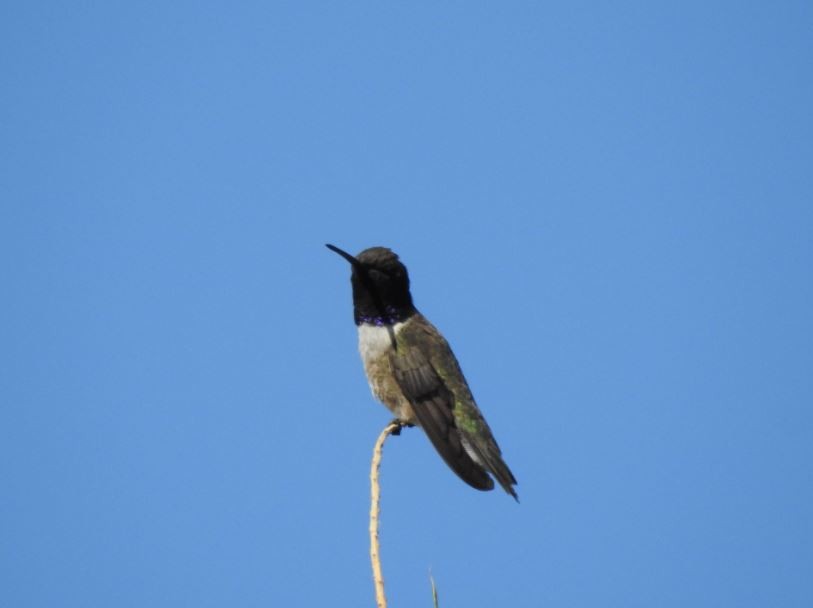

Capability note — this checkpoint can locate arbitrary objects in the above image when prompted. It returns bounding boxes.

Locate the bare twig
[370,421,401,608]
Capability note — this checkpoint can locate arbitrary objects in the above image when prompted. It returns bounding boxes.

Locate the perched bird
[327,244,518,500]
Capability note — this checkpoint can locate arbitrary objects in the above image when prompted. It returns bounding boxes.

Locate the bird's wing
[390,323,494,491]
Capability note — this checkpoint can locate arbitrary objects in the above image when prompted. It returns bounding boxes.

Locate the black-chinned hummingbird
[327,244,518,500]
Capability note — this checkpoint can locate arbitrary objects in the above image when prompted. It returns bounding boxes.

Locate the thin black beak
[326,243,362,269]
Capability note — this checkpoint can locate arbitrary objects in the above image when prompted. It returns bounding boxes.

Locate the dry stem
[369,421,401,608]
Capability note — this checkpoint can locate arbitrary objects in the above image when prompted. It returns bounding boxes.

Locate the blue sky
[2,2,812,606]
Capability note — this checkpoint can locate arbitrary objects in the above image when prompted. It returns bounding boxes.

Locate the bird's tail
[467,434,518,501]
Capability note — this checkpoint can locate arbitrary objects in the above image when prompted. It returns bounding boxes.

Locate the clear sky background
[2,2,812,607]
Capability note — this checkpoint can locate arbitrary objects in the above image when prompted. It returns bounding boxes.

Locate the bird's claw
[389,419,414,436]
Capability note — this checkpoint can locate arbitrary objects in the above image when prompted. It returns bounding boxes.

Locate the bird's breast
[357,322,404,365]
[356,322,416,423]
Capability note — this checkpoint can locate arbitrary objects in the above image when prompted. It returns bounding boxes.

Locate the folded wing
[390,343,494,491]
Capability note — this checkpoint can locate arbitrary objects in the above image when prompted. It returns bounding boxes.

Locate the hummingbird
[326,244,518,500]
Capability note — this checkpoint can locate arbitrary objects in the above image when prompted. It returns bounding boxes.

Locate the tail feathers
[485,452,519,501]
[468,437,519,501]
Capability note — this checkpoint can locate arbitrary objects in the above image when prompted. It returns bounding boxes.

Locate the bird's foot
[389,419,414,436]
